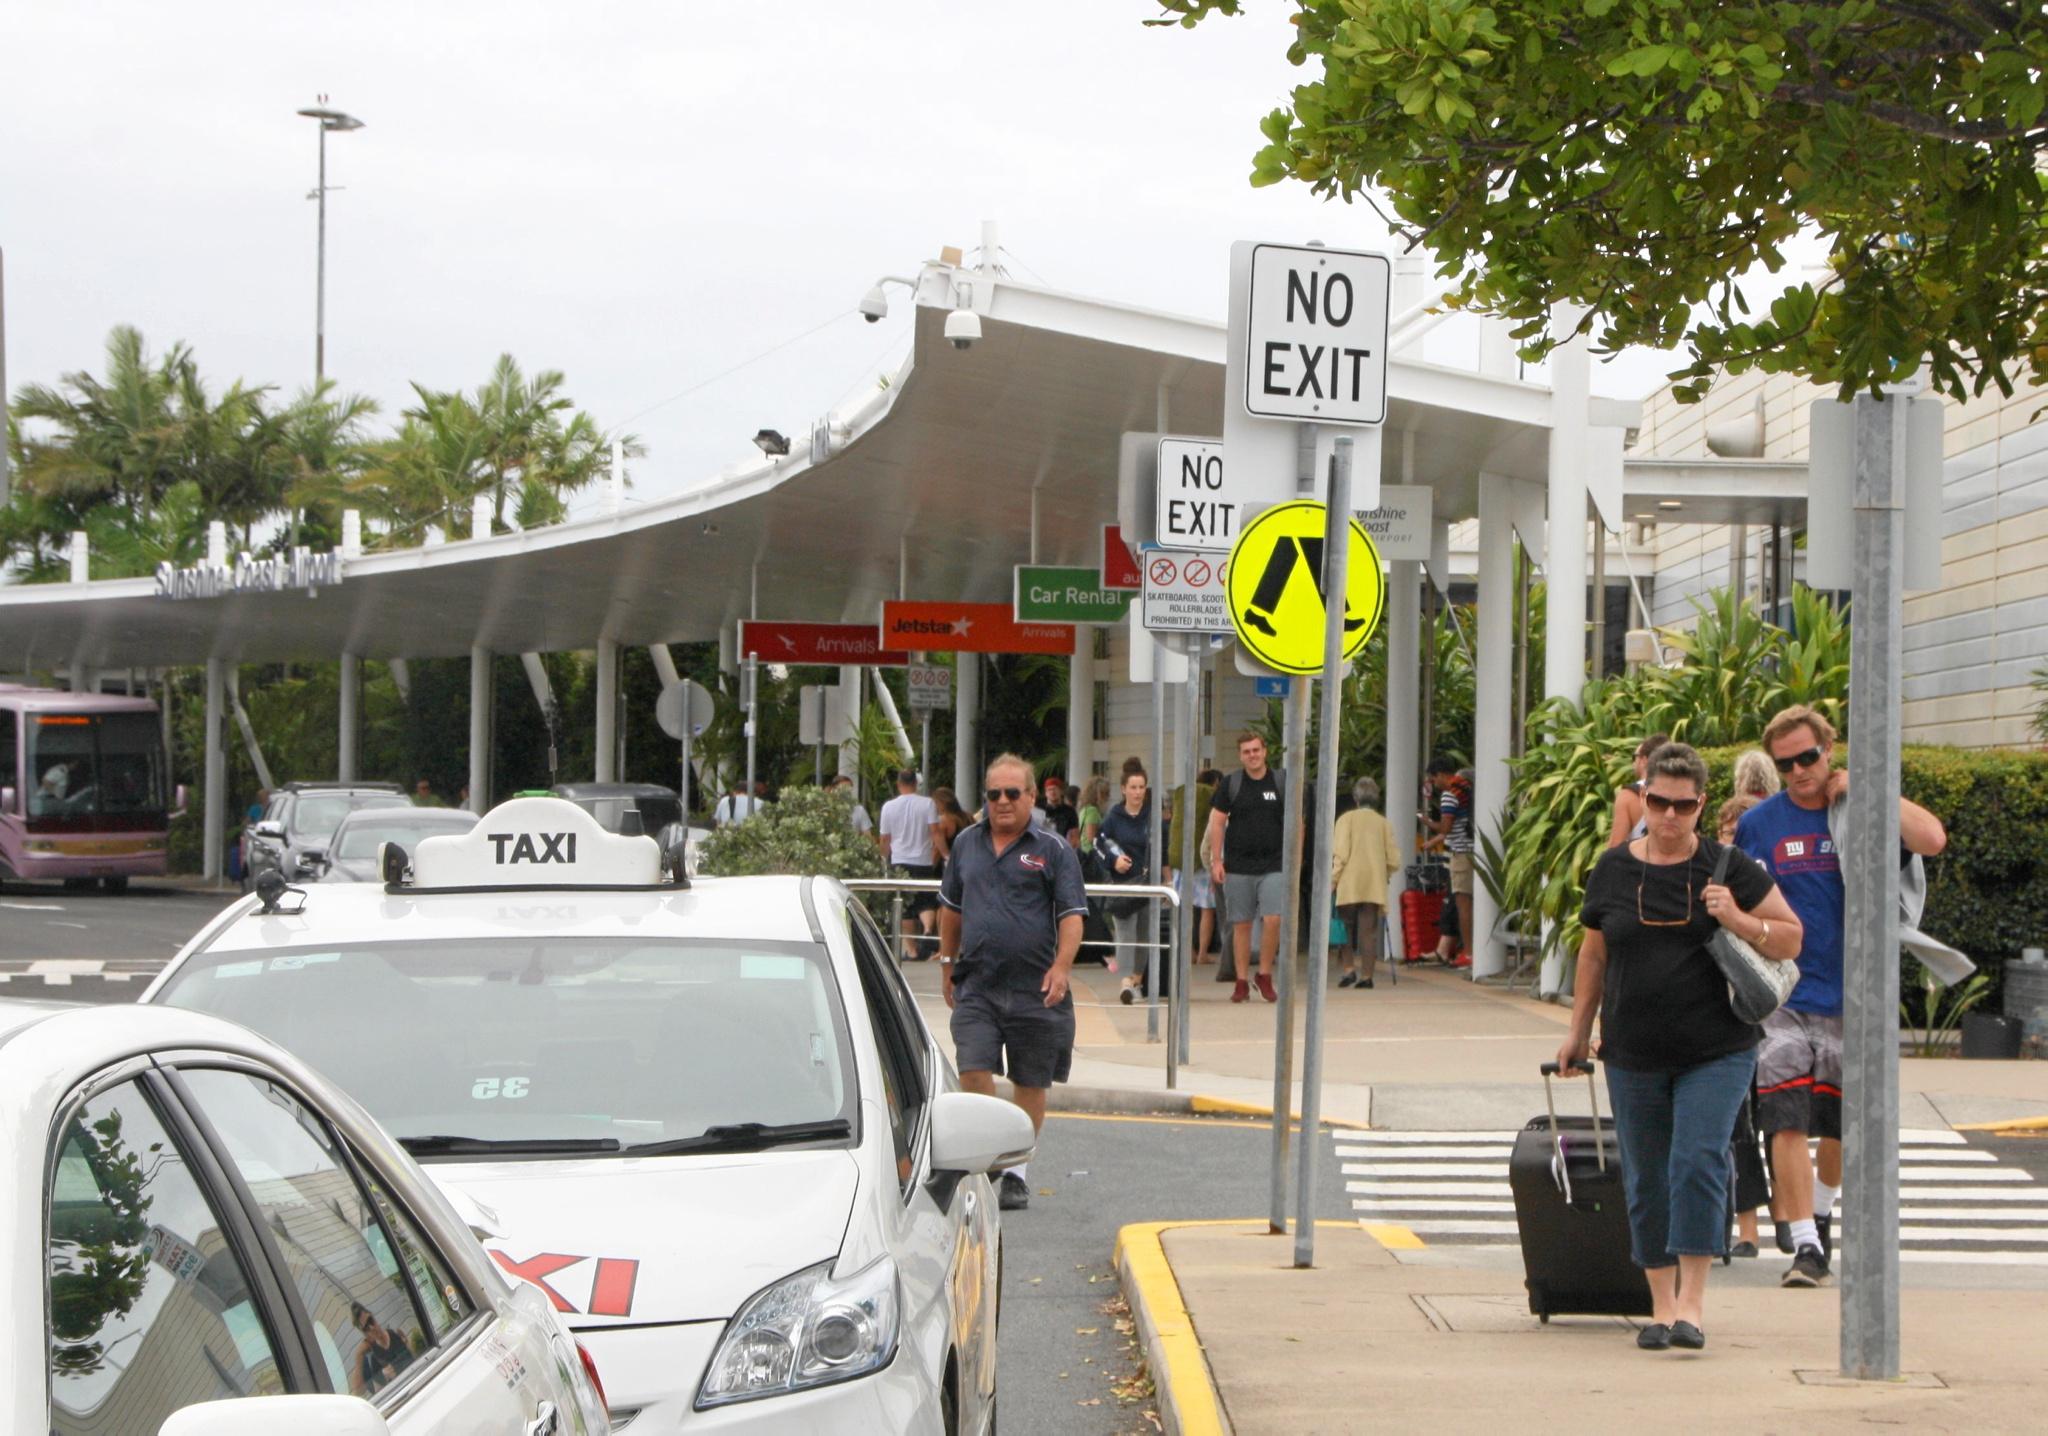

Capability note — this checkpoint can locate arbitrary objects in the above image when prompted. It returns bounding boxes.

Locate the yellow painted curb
[1954,1115,2048,1134]
[1361,1221,1425,1250]
[1114,1219,1364,1436]
[1188,1094,1371,1130]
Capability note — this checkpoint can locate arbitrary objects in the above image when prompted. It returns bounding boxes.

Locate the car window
[350,1149,472,1340]
[335,817,471,859]
[176,1069,431,1401]
[842,903,926,1191]
[157,938,858,1151]
[47,1079,287,1433]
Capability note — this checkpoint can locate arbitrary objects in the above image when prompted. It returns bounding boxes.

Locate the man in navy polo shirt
[938,753,1089,1211]
[1737,704,1947,1288]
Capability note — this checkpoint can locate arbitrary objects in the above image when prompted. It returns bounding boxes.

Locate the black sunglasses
[985,786,1026,803]
[1773,746,1826,774]
[1643,792,1702,816]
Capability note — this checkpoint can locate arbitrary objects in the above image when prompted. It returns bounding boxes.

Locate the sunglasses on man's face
[1774,746,1826,775]
[1643,792,1702,816]
[985,787,1025,803]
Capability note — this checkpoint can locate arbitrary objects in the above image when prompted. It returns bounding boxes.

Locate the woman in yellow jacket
[1330,778,1402,989]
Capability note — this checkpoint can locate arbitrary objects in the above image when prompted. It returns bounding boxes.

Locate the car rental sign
[1243,243,1391,426]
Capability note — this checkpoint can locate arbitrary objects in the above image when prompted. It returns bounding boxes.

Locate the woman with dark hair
[1607,731,1674,848]
[1558,742,1803,1351]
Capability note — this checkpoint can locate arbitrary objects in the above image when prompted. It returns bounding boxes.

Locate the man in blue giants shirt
[1736,705,1947,1289]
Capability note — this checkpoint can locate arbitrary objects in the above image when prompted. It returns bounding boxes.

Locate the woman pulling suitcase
[1555,742,1803,1352]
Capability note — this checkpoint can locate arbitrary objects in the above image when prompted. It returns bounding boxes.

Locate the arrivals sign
[881,601,1074,655]
[155,548,344,601]
[1243,243,1391,426]
[1014,566,1134,624]
[739,621,909,666]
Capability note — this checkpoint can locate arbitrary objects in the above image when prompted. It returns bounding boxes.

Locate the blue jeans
[1605,1049,1757,1268]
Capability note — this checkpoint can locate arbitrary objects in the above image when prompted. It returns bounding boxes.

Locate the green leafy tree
[695,784,888,879]
[1152,1,2048,404]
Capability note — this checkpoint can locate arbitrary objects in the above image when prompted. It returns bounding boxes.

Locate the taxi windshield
[153,937,857,1154]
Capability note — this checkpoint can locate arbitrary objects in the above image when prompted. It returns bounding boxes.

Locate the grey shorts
[1223,870,1288,927]
[950,981,1075,1089]
[1756,1007,1843,1140]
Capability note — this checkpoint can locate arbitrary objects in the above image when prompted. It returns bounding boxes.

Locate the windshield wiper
[624,1118,852,1158]
[398,1134,622,1157]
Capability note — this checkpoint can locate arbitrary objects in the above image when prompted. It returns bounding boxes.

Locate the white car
[144,796,1033,1433]
[0,997,609,1436]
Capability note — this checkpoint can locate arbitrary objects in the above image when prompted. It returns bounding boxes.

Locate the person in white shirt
[878,769,942,960]
[713,780,761,828]
[828,774,876,842]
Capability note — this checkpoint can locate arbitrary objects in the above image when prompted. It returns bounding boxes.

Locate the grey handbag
[1705,843,1799,1024]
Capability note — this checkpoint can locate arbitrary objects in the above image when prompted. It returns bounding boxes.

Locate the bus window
[97,713,168,815]
[23,713,166,818]
[28,718,95,817]
[0,709,15,811]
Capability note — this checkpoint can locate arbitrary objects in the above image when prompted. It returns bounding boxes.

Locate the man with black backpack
[1206,731,1293,1004]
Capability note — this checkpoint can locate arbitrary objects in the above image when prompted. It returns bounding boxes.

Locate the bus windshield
[24,712,168,818]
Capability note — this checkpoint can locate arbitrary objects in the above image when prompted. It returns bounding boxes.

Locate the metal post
[468,645,491,814]
[314,122,327,381]
[595,640,619,783]
[0,246,10,505]
[1512,541,1530,760]
[1146,665,1165,1041]
[920,714,933,787]
[1295,435,1356,1267]
[743,651,759,814]
[337,651,360,782]
[953,655,980,799]
[1841,391,1907,1380]
[203,658,224,883]
[682,714,694,817]
[1176,641,1202,1070]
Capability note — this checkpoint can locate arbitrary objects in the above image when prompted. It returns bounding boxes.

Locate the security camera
[944,307,981,349]
[858,285,888,323]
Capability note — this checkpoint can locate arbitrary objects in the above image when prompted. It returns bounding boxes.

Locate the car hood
[427,1148,860,1328]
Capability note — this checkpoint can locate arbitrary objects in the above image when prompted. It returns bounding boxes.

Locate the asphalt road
[999,1110,1352,1435]
[0,878,238,1000]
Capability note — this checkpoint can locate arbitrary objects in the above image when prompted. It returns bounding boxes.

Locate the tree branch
[1772,81,2040,142]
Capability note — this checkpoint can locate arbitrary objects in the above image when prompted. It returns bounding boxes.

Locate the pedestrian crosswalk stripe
[1341,1162,1507,1177]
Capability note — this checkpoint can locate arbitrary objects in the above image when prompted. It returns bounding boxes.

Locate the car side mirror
[0,786,13,814]
[172,783,189,817]
[929,1091,1036,1177]
[161,1395,392,1436]
[255,820,286,839]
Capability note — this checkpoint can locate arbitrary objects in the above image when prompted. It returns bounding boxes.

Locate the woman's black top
[1097,800,1152,882]
[1579,837,1775,1073]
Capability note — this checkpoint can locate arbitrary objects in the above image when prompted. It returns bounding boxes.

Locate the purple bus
[0,684,184,891]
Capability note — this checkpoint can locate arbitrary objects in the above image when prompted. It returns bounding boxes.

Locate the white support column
[468,645,492,814]
[1473,476,1514,978]
[953,654,980,799]
[387,658,411,706]
[648,644,680,689]
[338,651,361,782]
[1067,635,1094,779]
[595,640,620,783]
[203,658,225,883]
[838,664,862,783]
[1545,303,1591,703]
[1384,559,1421,957]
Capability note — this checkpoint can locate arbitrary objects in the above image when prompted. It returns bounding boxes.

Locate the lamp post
[296,100,364,383]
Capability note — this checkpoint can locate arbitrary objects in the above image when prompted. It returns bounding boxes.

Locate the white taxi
[143,797,1032,1433]
[0,997,608,1436]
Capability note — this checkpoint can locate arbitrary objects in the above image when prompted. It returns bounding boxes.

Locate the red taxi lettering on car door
[489,1251,586,1312]
[588,1258,640,1317]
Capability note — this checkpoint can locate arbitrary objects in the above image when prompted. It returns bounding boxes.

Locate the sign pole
[921,713,932,786]
[1176,637,1203,1072]
[743,652,759,817]
[1146,663,1166,1042]
[683,718,694,816]
[1841,391,1907,1379]
[1266,419,1318,1233]
[1295,434,1361,1267]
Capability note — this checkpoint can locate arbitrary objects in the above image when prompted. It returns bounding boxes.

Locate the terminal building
[5,232,2042,974]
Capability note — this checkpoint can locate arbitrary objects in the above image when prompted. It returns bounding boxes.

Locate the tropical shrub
[694,785,886,880]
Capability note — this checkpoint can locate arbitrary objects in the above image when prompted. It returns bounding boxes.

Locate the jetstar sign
[880,601,1074,655]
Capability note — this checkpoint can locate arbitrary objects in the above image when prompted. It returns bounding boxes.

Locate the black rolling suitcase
[1510,1061,1652,1321]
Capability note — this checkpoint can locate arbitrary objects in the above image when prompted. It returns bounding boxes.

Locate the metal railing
[843,876,1192,1084]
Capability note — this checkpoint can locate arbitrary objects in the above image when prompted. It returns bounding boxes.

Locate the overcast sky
[4,1,1695,510]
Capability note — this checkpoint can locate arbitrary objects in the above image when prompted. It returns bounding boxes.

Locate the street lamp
[296,99,365,383]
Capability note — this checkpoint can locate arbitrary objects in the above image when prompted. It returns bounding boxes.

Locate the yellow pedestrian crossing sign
[1225,500,1385,675]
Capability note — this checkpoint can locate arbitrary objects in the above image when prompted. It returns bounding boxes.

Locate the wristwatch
[936,955,956,967]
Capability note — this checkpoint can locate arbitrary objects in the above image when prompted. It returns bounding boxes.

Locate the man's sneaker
[998,1173,1030,1211]
[1451,952,1473,968]
[1254,972,1278,1003]
[1816,1213,1832,1263]
[1231,980,1250,1003]
[1782,1245,1829,1288]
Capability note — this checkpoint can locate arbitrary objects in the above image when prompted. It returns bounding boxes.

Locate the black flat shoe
[1670,1321,1705,1350]
[1729,1240,1759,1259]
[1337,970,1359,988]
[1636,1323,1672,1350]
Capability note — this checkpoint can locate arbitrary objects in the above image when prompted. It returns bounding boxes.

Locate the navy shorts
[950,980,1075,1089]
[895,863,940,917]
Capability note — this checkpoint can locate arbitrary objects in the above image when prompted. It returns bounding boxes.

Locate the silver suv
[243,782,410,888]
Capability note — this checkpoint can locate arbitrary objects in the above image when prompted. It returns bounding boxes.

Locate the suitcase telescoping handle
[1537,1060,1607,1173]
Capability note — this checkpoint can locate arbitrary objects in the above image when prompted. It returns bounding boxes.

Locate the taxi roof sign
[408,796,663,890]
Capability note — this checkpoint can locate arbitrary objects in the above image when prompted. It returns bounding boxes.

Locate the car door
[162,1062,586,1435]
[842,899,997,1424]
[44,1069,315,1435]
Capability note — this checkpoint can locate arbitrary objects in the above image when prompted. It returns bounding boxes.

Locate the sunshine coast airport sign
[155,548,345,601]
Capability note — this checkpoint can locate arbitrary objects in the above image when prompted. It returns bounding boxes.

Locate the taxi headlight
[695,1255,898,1408]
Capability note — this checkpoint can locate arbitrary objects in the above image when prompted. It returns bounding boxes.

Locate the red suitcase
[1400,889,1443,959]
